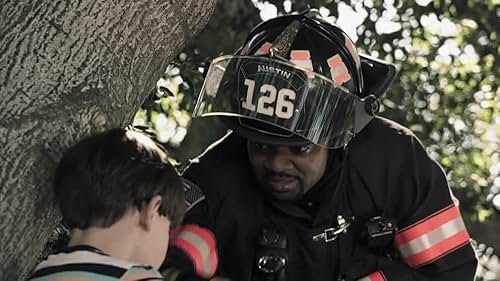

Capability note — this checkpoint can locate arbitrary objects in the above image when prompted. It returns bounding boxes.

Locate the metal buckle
[312,215,354,243]
[257,255,286,273]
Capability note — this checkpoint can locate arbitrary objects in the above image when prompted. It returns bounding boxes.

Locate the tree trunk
[0,0,216,279]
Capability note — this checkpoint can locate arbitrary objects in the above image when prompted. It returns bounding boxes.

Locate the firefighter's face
[247,141,328,200]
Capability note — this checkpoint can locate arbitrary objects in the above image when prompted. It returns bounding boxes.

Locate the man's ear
[139,195,162,231]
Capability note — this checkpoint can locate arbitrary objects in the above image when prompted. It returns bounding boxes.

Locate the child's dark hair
[54,128,185,229]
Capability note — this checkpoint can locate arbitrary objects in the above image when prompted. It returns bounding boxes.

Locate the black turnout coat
[166,117,477,281]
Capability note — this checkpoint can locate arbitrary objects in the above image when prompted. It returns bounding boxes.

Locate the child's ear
[139,195,162,230]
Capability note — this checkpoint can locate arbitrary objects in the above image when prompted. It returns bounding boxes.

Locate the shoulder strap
[182,178,206,212]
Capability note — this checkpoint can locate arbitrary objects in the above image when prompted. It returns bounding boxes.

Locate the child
[29,128,186,280]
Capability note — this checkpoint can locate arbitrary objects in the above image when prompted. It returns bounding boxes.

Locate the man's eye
[292,145,313,154]
[254,143,271,151]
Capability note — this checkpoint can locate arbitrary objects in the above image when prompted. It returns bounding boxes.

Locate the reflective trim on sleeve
[394,204,471,268]
[357,271,386,281]
[169,225,217,278]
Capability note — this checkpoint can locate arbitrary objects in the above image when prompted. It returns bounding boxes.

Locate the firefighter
[163,11,478,281]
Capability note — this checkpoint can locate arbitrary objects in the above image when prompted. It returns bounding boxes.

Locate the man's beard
[260,171,306,200]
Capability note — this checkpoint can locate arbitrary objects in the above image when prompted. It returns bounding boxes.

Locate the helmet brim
[359,54,398,98]
[224,117,311,146]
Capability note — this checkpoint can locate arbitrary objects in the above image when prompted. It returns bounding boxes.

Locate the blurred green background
[131,0,499,279]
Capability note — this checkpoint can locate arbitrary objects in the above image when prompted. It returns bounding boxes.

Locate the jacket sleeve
[347,117,478,281]
[161,178,219,281]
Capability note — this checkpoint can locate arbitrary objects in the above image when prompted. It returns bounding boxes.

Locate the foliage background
[132,0,499,279]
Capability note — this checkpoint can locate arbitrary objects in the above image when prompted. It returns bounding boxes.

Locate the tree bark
[168,0,262,166]
[0,0,216,279]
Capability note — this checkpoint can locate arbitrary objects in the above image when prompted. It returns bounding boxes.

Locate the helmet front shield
[193,55,376,148]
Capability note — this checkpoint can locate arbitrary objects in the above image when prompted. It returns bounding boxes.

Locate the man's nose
[265,149,294,171]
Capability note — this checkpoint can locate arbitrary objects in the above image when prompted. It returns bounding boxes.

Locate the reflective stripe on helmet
[290,50,313,78]
[255,42,273,56]
[327,54,352,86]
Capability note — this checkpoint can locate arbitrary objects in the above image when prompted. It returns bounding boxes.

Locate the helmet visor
[193,55,359,148]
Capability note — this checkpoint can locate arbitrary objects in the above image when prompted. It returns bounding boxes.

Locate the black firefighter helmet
[193,11,397,148]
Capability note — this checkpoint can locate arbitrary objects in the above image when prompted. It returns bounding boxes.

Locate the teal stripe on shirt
[29,270,119,281]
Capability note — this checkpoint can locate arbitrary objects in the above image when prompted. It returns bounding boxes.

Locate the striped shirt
[28,245,163,281]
